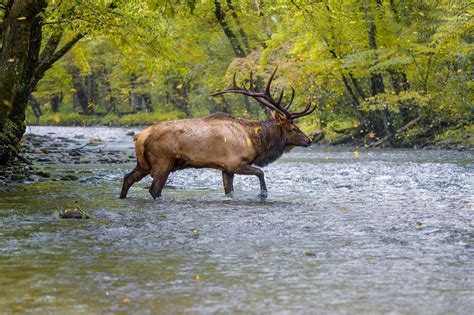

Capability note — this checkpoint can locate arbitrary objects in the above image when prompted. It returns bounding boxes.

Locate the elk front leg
[222,171,234,195]
[120,165,149,199]
[234,164,267,197]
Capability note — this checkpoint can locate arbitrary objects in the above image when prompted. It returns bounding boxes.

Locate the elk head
[211,67,315,147]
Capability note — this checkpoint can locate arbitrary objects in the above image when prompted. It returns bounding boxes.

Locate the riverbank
[0,126,137,186]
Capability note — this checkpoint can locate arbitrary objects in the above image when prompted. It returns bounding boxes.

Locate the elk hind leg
[222,171,234,195]
[120,165,149,199]
[149,162,173,200]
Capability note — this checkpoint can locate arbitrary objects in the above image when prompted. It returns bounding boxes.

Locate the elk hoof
[258,190,268,199]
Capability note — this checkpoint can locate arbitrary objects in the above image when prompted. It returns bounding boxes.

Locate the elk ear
[271,111,287,126]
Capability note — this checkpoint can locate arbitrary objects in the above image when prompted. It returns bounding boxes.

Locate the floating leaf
[194,274,201,280]
[122,297,130,304]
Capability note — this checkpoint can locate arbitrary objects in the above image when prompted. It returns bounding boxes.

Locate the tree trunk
[363,0,395,138]
[0,0,47,165]
[213,0,246,58]
[0,1,83,165]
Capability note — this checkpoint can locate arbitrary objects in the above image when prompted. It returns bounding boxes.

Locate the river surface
[1,126,473,314]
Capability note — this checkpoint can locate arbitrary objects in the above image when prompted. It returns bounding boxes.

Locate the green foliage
[30,0,472,147]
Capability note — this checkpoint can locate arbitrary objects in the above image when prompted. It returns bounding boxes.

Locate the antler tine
[231,73,237,88]
[276,87,284,106]
[249,71,255,91]
[290,100,317,119]
[265,66,278,99]
[284,86,295,110]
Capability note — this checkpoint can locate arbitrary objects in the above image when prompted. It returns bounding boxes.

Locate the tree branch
[34,32,84,80]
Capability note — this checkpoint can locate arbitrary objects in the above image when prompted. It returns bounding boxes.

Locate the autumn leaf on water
[354,151,359,159]
[122,297,130,304]
[53,114,61,124]
[194,274,201,281]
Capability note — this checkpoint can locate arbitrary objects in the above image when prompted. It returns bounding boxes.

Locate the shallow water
[1,126,473,314]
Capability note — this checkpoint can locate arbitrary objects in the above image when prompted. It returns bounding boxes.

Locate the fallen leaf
[194,274,201,281]
[354,151,359,159]
[17,16,27,20]
[122,297,130,304]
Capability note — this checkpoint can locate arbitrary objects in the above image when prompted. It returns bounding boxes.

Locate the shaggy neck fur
[251,120,287,167]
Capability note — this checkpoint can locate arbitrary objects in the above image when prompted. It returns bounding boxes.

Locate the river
[1,126,473,313]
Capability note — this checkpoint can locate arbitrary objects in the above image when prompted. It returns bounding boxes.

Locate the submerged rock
[57,207,94,219]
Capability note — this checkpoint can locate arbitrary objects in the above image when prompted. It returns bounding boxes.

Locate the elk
[119,68,316,199]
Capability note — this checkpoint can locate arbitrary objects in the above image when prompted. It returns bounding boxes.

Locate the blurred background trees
[1,0,472,164]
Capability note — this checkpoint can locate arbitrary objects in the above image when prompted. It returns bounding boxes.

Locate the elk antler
[210,67,316,120]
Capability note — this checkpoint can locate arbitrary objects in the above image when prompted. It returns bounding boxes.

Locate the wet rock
[11,174,25,181]
[126,131,135,136]
[35,170,51,178]
[69,150,82,157]
[309,130,325,143]
[61,174,79,181]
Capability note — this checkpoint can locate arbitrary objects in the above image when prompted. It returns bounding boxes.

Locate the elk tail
[134,133,151,172]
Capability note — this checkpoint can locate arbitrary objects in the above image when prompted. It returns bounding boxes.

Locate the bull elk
[120,68,316,199]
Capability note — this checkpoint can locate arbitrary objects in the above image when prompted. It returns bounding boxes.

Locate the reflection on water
[1,126,473,313]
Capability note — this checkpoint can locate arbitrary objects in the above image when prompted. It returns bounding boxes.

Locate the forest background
[1,0,472,165]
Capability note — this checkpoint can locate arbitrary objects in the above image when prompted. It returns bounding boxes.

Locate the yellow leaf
[176,84,183,89]
[354,151,359,159]
[53,114,61,124]
[87,102,94,109]
[194,274,200,281]
[122,297,130,304]
[17,16,27,20]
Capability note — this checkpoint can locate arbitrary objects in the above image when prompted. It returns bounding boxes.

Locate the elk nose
[303,137,312,147]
